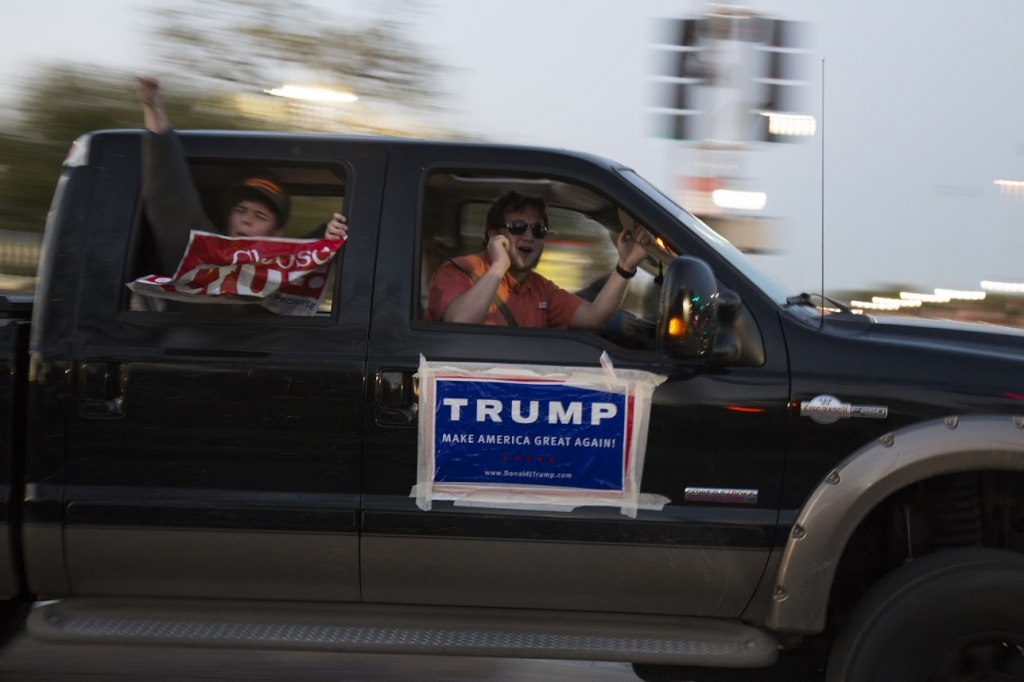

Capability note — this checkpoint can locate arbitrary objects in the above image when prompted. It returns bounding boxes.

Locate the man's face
[227,199,282,238]
[493,204,546,274]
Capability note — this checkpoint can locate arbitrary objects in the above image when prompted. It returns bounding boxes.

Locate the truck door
[361,146,790,617]
[0,314,29,599]
[63,132,384,601]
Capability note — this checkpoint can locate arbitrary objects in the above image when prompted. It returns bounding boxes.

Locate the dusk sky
[2,0,1021,295]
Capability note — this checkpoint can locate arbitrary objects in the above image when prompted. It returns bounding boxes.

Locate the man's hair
[485,190,549,233]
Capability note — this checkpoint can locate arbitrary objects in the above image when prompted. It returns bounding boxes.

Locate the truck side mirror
[657,256,720,360]
[710,289,742,365]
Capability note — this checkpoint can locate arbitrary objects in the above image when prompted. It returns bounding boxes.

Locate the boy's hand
[135,76,169,133]
[325,213,348,240]
[135,77,161,108]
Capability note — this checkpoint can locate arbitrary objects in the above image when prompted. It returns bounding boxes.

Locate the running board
[28,598,778,668]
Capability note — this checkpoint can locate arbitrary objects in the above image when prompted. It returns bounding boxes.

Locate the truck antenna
[820,58,826,327]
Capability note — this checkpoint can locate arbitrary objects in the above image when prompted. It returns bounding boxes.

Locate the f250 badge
[800,395,888,425]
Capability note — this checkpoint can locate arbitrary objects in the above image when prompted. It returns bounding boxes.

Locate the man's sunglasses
[505,220,550,239]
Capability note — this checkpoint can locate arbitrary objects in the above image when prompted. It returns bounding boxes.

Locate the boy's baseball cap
[229,173,291,226]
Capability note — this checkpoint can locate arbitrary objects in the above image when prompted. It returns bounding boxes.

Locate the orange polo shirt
[425,253,585,328]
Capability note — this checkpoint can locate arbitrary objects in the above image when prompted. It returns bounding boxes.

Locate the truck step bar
[27,598,778,668]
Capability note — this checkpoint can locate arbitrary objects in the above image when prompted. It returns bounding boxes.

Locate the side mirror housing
[710,289,742,365]
[657,256,720,359]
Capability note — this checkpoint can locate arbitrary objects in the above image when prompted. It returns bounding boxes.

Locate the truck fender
[767,414,1024,634]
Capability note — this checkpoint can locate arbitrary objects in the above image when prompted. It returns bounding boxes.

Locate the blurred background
[1,0,1022,327]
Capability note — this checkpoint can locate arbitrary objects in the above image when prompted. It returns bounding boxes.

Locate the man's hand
[486,234,512,274]
[616,226,650,272]
[569,229,647,329]
[324,213,348,241]
[571,226,653,330]
[440,238,509,324]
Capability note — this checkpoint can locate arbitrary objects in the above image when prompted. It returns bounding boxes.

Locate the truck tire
[826,547,1024,682]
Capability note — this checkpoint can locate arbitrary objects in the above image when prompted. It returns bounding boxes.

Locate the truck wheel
[826,548,1024,682]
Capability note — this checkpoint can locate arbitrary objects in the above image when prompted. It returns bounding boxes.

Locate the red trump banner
[128,231,345,316]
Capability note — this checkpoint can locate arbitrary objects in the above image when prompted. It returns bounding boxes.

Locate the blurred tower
[653,17,705,143]
[754,18,815,143]
[650,3,813,254]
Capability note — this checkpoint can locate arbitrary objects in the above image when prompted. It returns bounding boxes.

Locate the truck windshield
[619,169,793,306]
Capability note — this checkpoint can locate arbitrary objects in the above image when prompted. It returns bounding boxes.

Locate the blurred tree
[0,67,261,234]
[0,0,447,234]
[149,0,444,109]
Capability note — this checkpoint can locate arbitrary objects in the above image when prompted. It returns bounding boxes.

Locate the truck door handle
[79,361,127,419]
[376,370,418,427]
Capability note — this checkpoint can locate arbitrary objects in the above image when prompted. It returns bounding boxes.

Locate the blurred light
[763,113,817,137]
[994,179,1024,198]
[850,299,901,311]
[687,176,721,192]
[668,317,686,336]
[265,86,358,103]
[873,297,921,308]
[704,138,748,147]
[712,189,767,210]
[981,280,1024,294]
[900,291,951,303]
[934,288,986,301]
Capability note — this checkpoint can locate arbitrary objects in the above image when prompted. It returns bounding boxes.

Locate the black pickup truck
[0,129,1022,682]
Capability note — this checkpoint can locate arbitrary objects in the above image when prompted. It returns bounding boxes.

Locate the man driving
[425,190,649,329]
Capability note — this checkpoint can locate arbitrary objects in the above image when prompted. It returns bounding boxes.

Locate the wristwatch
[615,263,637,279]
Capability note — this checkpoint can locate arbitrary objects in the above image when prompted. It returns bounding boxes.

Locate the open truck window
[417,170,681,351]
[126,160,348,317]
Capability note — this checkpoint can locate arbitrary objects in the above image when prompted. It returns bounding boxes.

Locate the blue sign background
[433,379,627,491]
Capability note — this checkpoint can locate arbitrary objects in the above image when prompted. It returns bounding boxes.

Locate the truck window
[419,171,674,351]
[126,161,347,317]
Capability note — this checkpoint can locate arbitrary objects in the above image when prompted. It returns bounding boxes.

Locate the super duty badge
[800,395,889,425]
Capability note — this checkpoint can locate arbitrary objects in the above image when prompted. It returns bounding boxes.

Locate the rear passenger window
[126,161,347,317]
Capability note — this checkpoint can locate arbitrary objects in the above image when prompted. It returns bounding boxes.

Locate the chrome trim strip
[684,488,759,505]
